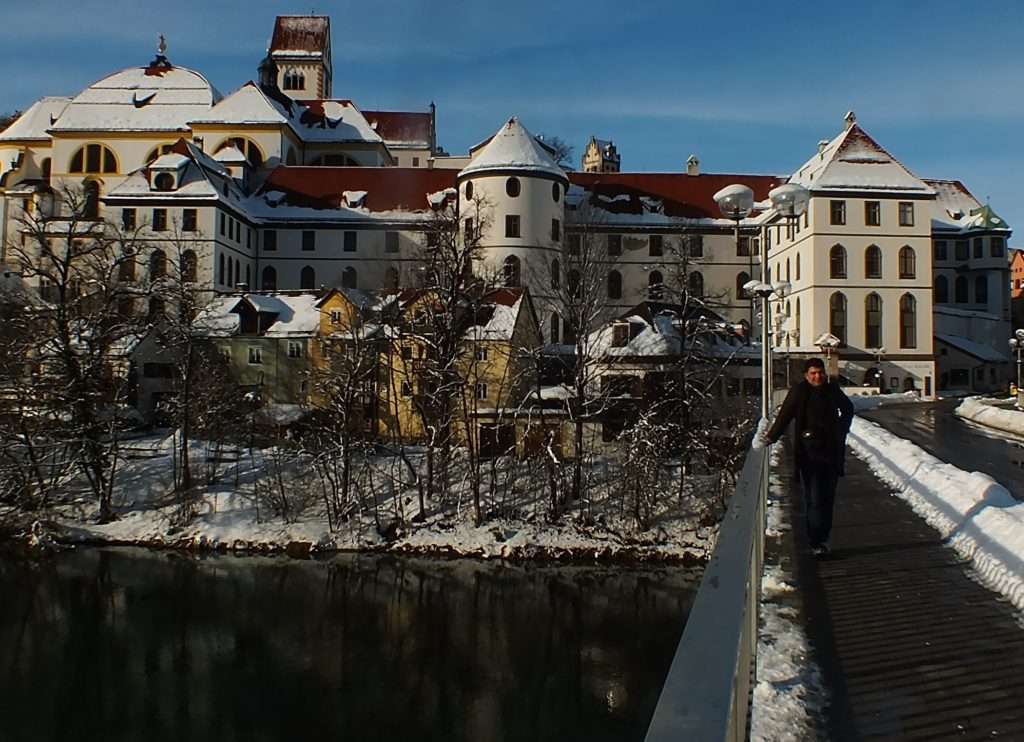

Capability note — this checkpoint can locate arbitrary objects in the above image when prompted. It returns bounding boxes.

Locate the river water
[0,548,698,741]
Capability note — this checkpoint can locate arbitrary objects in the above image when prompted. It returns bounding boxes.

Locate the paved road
[859,399,1024,498]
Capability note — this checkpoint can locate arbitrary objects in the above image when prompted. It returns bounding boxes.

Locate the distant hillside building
[582,137,620,173]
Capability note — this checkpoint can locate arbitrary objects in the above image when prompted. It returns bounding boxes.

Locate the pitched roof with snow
[588,301,754,359]
[270,16,330,56]
[464,288,527,342]
[460,117,567,181]
[935,333,1008,363]
[194,293,324,338]
[363,110,432,148]
[789,122,934,196]
[0,97,71,142]
[568,172,784,222]
[926,179,1011,233]
[52,65,220,133]
[105,139,244,204]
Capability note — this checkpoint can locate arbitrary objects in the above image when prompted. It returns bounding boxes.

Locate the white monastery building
[0,15,1012,397]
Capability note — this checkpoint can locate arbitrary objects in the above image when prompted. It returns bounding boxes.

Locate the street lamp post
[1010,329,1024,390]
[713,184,755,334]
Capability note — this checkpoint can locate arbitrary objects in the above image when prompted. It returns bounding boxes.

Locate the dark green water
[0,548,698,742]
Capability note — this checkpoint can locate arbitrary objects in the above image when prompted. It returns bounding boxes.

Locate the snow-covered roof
[150,152,189,170]
[213,145,248,164]
[270,15,330,56]
[0,97,71,142]
[52,65,220,133]
[460,117,567,180]
[588,301,754,359]
[363,110,432,148]
[106,140,243,203]
[190,83,289,127]
[936,333,1008,363]
[194,293,323,338]
[464,288,525,342]
[789,121,934,195]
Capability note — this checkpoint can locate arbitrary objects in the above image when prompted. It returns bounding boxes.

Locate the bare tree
[537,134,575,170]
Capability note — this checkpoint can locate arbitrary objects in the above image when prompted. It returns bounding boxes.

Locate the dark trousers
[799,464,839,547]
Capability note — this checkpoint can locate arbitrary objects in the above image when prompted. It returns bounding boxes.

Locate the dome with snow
[51,61,221,133]
[459,117,567,181]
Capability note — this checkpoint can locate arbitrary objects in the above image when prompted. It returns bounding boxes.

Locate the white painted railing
[645,442,769,742]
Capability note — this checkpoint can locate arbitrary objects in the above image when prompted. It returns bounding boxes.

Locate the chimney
[844,110,856,129]
[686,154,699,176]
[817,139,829,155]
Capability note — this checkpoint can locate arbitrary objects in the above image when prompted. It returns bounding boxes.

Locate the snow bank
[955,396,1024,438]
[848,416,1024,610]
[849,391,921,412]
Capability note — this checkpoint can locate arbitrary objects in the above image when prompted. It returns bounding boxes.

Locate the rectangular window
[247,346,263,365]
[182,208,197,232]
[287,341,303,359]
[474,346,488,361]
[737,237,750,257]
[688,234,704,258]
[247,229,252,249]
[463,218,474,243]
[898,201,914,227]
[330,310,342,325]
[649,234,663,257]
[973,238,983,259]
[505,215,521,238]
[551,218,560,242]
[344,231,357,252]
[152,208,167,232]
[401,380,413,397]
[302,230,316,251]
[264,230,277,251]
[934,240,947,261]
[121,208,136,230]
[612,324,629,348]
[865,201,881,226]
[607,234,622,256]
[955,239,968,261]
[830,200,846,225]
[218,212,225,236]
[412,156,420,167]
[385,231,400,252]
[991,237,1005,257]
[568,233,581,256]
[475,382,487,401]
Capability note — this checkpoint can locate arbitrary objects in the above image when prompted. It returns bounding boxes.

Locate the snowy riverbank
[15,431,725,564]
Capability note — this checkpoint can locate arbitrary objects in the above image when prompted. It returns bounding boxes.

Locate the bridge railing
[645,441,769,742]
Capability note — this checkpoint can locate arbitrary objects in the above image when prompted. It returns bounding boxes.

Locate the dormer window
[153,172,175,191]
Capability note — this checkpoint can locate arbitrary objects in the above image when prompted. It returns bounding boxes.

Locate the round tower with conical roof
[457,117,568,300]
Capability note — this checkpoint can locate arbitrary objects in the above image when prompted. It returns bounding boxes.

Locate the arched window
[82,180,100,220]
[149,249,167,281]
[552,182,561,202]
[900,294,917,348]
[69,144,117,174]
[955,275,968,303]
[865,293,883,348]
[215,137,264,168]
[227,258,234,288]
[648,270,664,300]
[899,246,916,279]
[145,143,175,164]
[148,297,165,322]
[503,255,521,287]
[935,275,948,303]
[975,275,988,305]
[245,265,251,288]
[736,271,750,299]
[688,271,704,298]
[829,292,847,345]
[830,244,847,279]
[795,298,801,342]
[549,313,560,344]
[464,181,474,200]
[181,250,197,283]
[385,266,399,290]
[796,253,801,281]
[568,269,581,299]
[41,158,51,183]
[785,259,790,282]
[261,266,277,291]
[283,69,306,90]
[607,270,622,300]
[300,265,315,290]
[342,266,357,289]
[506,177,520,197]
[550,259,560,290]
[865,244,882,278]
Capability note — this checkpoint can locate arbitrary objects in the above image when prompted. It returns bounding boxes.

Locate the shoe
[811,543,830,558]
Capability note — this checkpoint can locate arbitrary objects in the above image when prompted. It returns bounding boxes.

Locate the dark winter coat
[766,380,855,476]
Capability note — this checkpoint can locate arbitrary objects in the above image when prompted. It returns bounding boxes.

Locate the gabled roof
[105,138,245,204]
[926,179,1011,233]
[789,122,933,195]
[568,172,784,221]
[270,16,330,56]
[363,110,432,148]
[51,65,220,133]
[257,166,457,213]
[190,82,291,127]
[0,97,71,142]
[460,117,567,180]
[194,293,323,338]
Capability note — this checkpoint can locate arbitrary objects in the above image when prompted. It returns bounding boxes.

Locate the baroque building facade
[0,15,1013,400]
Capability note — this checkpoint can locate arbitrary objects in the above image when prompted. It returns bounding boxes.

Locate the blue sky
[3,0,1021,236]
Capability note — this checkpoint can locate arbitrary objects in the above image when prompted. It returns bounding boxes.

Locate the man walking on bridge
[764,358,854,557]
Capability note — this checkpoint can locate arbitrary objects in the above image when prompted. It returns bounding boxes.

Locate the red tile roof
[270,16,330,54]
[568,172,785,219]
[362,111,432,147]
[261,166,457,212]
